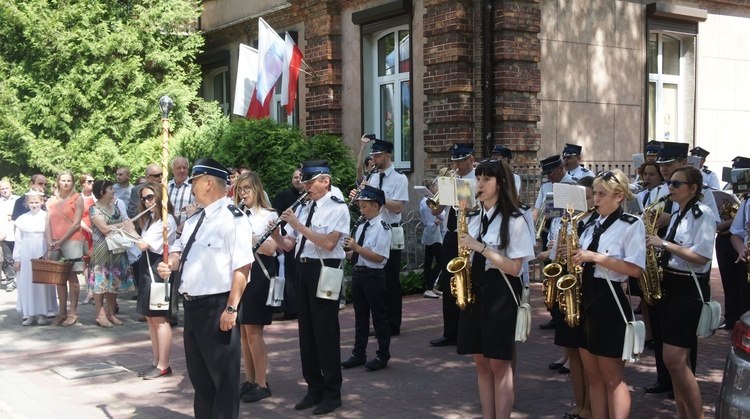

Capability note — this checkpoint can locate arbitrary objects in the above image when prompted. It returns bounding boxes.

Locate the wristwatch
[225,305,237,314]
[662,241,669,250]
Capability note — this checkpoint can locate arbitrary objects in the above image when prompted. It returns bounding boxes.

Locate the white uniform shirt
[171,197,254,295]
[659,182,719,226]
[420,197,444,245]
[636,186,666,212]
[568,165,594,181]
[285,192,349,259]
[535,173,575,210]
[467,206,535,273]
[353,214,391,269]
[730,198,750,246]
[578,212,646,283]
[142,215,177,254]
[243,206,278,256]
[701,167,721,190]
[371,165,409,224]
[664,202,715,274]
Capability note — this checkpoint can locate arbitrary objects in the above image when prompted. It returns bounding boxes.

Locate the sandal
[61,314,78,327]
[108,316,124,326]
[82,293,93,305]
[96,318,114,328]
[51,314,67,327]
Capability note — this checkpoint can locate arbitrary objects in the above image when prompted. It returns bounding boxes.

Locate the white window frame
[206,67,229,116]
[271,73,298,126]
[363,24,412,171]
[648,32,682,143]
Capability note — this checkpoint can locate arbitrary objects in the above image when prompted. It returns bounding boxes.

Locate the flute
[252,192,309,253]
[130,204,156,223]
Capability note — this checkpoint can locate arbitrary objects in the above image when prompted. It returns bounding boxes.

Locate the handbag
[254,252,285,307]
[315,248,344,301]
[605,273,645,363]
[502,271,531,342]
[689,265,722,338]
[390,225,405,250]
[106,228,134,254]
[146,252,170,311]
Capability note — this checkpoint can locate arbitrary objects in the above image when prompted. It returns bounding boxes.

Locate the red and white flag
[247,18,285,119]
[281,32,303,115]
[232,44,259,117]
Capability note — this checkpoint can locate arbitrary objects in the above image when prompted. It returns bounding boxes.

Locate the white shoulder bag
[502,271,531,342]
[605,273,645,363]
[146,252,170,311]
[689,265,721,338]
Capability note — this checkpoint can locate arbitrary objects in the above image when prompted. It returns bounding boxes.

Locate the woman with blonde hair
[45,170,85,326]
[234,172,278,402]
[571,170,646,419]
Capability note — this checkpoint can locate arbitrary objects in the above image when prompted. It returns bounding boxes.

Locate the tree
[0,0,210,183]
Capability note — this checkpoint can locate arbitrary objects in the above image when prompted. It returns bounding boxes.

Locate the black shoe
[143,366,172,380]
[137,365,156,377]
[390,329,400,336]
[539,319,555,330]
[312,399,342,415]
[365,357,388,371]
[368,329,375,337]
[719,322,734,331]
[429,337,456,347]
[242,383,271,402]
[644,382,672,394]
[548,362,564,370]
[294,395,322,410]
[240,381,256,397]
[341,355,366,369]
[558,366,570,374]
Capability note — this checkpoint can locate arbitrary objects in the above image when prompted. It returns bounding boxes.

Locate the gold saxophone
[556,207,593,328]
[447,207,475,310]
[639,193,670,305]
[542,216,568,309]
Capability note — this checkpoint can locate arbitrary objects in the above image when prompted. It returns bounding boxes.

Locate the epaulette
[331,196,346,204]
[580,166,590,172]
[702,167,712,174]
[691,204,703,219]
[519,203,531,211]
[466,209,480,217]
[227,204,244,217]
[511,210,523,218]
[619,213,638,224]
[380,220,391,230]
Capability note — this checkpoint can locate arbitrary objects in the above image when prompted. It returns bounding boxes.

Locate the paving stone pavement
[0,268,733,418]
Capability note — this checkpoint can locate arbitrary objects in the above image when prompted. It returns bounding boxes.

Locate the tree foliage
[0,0,209,184]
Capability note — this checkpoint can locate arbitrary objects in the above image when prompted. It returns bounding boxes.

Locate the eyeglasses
[148,172,163,178]
[85,180,94,184]
[596,171,621,184]
[141,194,156,203]
[666,180,692,188]
[238,186,253,195]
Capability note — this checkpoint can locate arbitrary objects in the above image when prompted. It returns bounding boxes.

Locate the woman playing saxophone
[570,170,645,419]
[456,160,535,419]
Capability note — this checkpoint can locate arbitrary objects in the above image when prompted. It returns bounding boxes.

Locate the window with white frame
[271,73,298,126]
[206,67,229,116]
[363,22,412,171]
[647,31,695,144]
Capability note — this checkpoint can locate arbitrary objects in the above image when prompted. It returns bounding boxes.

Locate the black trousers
[183,292,240,419]
[283,251,299,316]
[423,242,442,291]
[384,249,402,334]
[351,267,391,360]
[440,232,460,341]
[716,234,742,326]
[1,241,15,280]
[297,258,342,401]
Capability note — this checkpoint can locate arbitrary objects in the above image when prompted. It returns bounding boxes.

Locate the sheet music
[414,185,435,199]
[437,177,475,208]
[632,153,644,170]
[437,177,457,206]
[552,183,588,213]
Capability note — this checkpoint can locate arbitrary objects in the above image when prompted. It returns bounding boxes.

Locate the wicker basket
[31,258,73,285]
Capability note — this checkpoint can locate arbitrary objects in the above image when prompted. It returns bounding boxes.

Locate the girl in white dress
[13,191,58,326]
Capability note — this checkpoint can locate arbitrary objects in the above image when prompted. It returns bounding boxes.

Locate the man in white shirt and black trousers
[271,160,350,415]
[157,158,253,419]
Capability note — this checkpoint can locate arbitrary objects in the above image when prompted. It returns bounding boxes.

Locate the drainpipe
[481,0,494,157]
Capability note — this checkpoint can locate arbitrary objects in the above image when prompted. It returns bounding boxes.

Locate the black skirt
[553,302,579,348]
[577,277,631,359]
[240,253,276,326]
[659,269,709,348]
[136,250,174,317]
[457,269,521,360]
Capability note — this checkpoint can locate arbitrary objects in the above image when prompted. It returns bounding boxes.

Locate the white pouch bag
[502,272,530,342]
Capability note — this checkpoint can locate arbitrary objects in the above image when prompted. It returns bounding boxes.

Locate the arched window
[207,67,229,115]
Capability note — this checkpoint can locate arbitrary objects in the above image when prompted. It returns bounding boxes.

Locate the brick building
[198,0,750,208]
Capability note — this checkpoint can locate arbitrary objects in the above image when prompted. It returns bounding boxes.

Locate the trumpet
[348,169,376,210]
[534,207,546,241]
[252,192,309,253]
[426,171,458,210]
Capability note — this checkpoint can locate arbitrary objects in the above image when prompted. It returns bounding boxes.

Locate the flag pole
[158,95,174,263]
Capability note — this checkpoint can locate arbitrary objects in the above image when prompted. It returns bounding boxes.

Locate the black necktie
[447,207,457,232]
[350,221,370,266]
[295,202,317,259]
[379,171,385,189]
[583,209,621,269]
[642,191,649,208]
[659,197,699,269]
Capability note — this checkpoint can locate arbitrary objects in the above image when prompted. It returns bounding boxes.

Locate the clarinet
[348,169,377,210]
[252,192,309,253]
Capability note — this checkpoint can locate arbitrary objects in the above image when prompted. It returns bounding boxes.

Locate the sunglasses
[85,180,94,184]
[148,172,163,178]
[666,180,692,188]
[141,194,156,203]
[596,171,621,184]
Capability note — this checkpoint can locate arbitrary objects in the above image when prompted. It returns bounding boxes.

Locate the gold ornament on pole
[158,95,174,262]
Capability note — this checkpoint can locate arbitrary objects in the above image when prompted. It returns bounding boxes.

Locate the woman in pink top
[45,170,85,327]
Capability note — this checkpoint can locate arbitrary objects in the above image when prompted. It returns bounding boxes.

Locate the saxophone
[639,193,670,305]
[542,216,568,309]
[447,207,475,310]
[556,207,592,328]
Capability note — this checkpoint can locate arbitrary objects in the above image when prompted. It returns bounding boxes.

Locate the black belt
[182,291,227,301]
[390,223,399,227]
[353,265,380,272]
[297,257,340,264]
[663,268,707,277]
